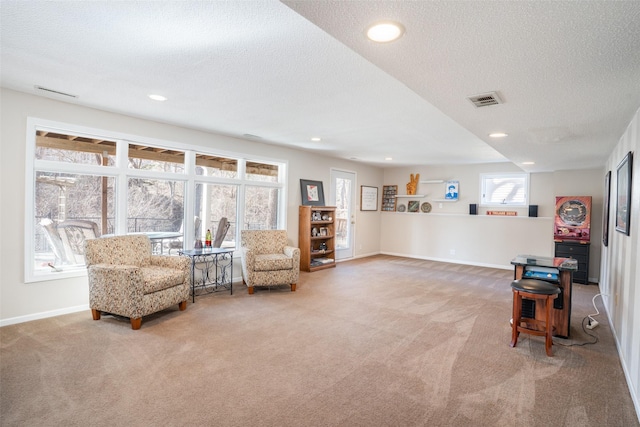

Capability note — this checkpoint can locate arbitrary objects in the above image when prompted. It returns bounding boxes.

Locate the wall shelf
[395,195,425,198]
[420,180,445,184]
[432,199,457,202]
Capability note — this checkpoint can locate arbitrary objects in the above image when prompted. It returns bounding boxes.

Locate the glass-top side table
[510,254,578,271]
[179,248,234,302]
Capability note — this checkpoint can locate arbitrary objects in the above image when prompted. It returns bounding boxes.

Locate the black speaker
[529,205,538,217]
[469,204,477,215]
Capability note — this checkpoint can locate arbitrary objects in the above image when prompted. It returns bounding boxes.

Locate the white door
[330,169,356,260]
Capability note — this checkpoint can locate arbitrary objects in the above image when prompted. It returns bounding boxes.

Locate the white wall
[381,163,604,273]
[0,88,383,323]
[600,107,640,417]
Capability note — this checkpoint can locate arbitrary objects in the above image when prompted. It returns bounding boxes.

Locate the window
[196,154,237,178]
[26,119,287,282]
[129,144,185,173]
[246,161,279,182]
[127,178,184,233]
[199,183,238,247]
[244,186,281,230]
[480,173,528,207]
[35,172,114,269]
[36,130,116,166]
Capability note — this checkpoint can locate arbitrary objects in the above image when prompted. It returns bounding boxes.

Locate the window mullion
[115,140,129,235]
[183,150,195,249]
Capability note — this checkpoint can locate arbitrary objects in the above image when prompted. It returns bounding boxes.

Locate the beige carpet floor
[1,255,638,426]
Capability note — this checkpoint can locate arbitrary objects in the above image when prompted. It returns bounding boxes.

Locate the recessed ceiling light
[311,137,321,142]
[366,21,405,43]
[489,132,508,138]
[385,157,393,161]
[522,161,535,165]
[148,94,167,101]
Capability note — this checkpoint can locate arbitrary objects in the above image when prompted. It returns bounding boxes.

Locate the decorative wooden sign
[487,210,517,216]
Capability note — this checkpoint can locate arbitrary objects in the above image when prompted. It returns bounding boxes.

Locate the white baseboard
[379,251,512,271]
[0,304,89,327]
[2,277,246,327]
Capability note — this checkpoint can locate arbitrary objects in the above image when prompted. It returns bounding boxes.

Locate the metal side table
[179,248,234,302]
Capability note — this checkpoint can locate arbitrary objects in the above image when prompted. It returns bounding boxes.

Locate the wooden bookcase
[299,205,337,272]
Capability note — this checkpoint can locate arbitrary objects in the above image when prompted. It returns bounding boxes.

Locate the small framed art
[445,181,459,200]
[615,151,633,235]
[360,185,378,211]
[300,179,325,206]
[407,200,420,212]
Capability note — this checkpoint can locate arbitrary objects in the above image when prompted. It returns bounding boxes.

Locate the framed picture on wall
[360,185,378,211]
[300,179,325,206]
[445,180,459,200]
[603,170,611,246]
[615,151,633,235]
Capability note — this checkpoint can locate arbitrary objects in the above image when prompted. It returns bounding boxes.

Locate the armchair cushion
[140,267,186,294]
[254,254,294,271]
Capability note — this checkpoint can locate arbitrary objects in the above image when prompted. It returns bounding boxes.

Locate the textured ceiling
[2,1,640,172]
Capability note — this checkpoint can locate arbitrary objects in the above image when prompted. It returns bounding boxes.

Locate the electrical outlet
[586,320,599,330]
[449,249,456,255]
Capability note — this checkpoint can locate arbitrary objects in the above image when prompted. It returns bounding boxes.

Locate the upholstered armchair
[240,230,300,294]
[84,234,190,330]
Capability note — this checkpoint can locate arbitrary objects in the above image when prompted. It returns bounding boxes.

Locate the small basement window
[480,173,528,207]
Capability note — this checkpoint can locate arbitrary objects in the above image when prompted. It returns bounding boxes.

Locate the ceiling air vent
[467,91,502,108]
[34,85,78,98]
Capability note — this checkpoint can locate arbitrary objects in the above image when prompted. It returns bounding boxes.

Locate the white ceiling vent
[34,85,78,98]
[467,91,502,108]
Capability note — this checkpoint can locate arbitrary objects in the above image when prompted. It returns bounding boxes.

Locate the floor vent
[34,85,78,98]
[467,91,502,108]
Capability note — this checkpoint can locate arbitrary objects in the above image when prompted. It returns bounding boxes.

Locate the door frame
[329,168,356,261]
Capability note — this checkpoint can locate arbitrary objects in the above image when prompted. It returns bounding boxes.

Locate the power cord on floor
[554,316,598,347]
[587,293,606,327]
[554,292,609,347]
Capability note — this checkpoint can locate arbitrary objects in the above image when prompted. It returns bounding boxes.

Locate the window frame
[479,172,529,207]
[25,117,288,283]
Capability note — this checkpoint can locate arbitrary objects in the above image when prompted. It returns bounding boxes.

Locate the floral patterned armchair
[84,234,190,330]
[240,230,300,294]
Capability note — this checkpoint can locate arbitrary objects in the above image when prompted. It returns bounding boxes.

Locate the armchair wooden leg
[248,286,254,295]
[91,309,101,321]
[178,301,187,311]
[130,318,142,330]
[291,283,296,292]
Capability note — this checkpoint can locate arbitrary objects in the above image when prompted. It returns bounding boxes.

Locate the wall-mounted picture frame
[407,200,420,212]
[300,179,325,206]
[603,170,611,246]
[445,180,459,200]
[615,151,633,235]
[360,185,378,211]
